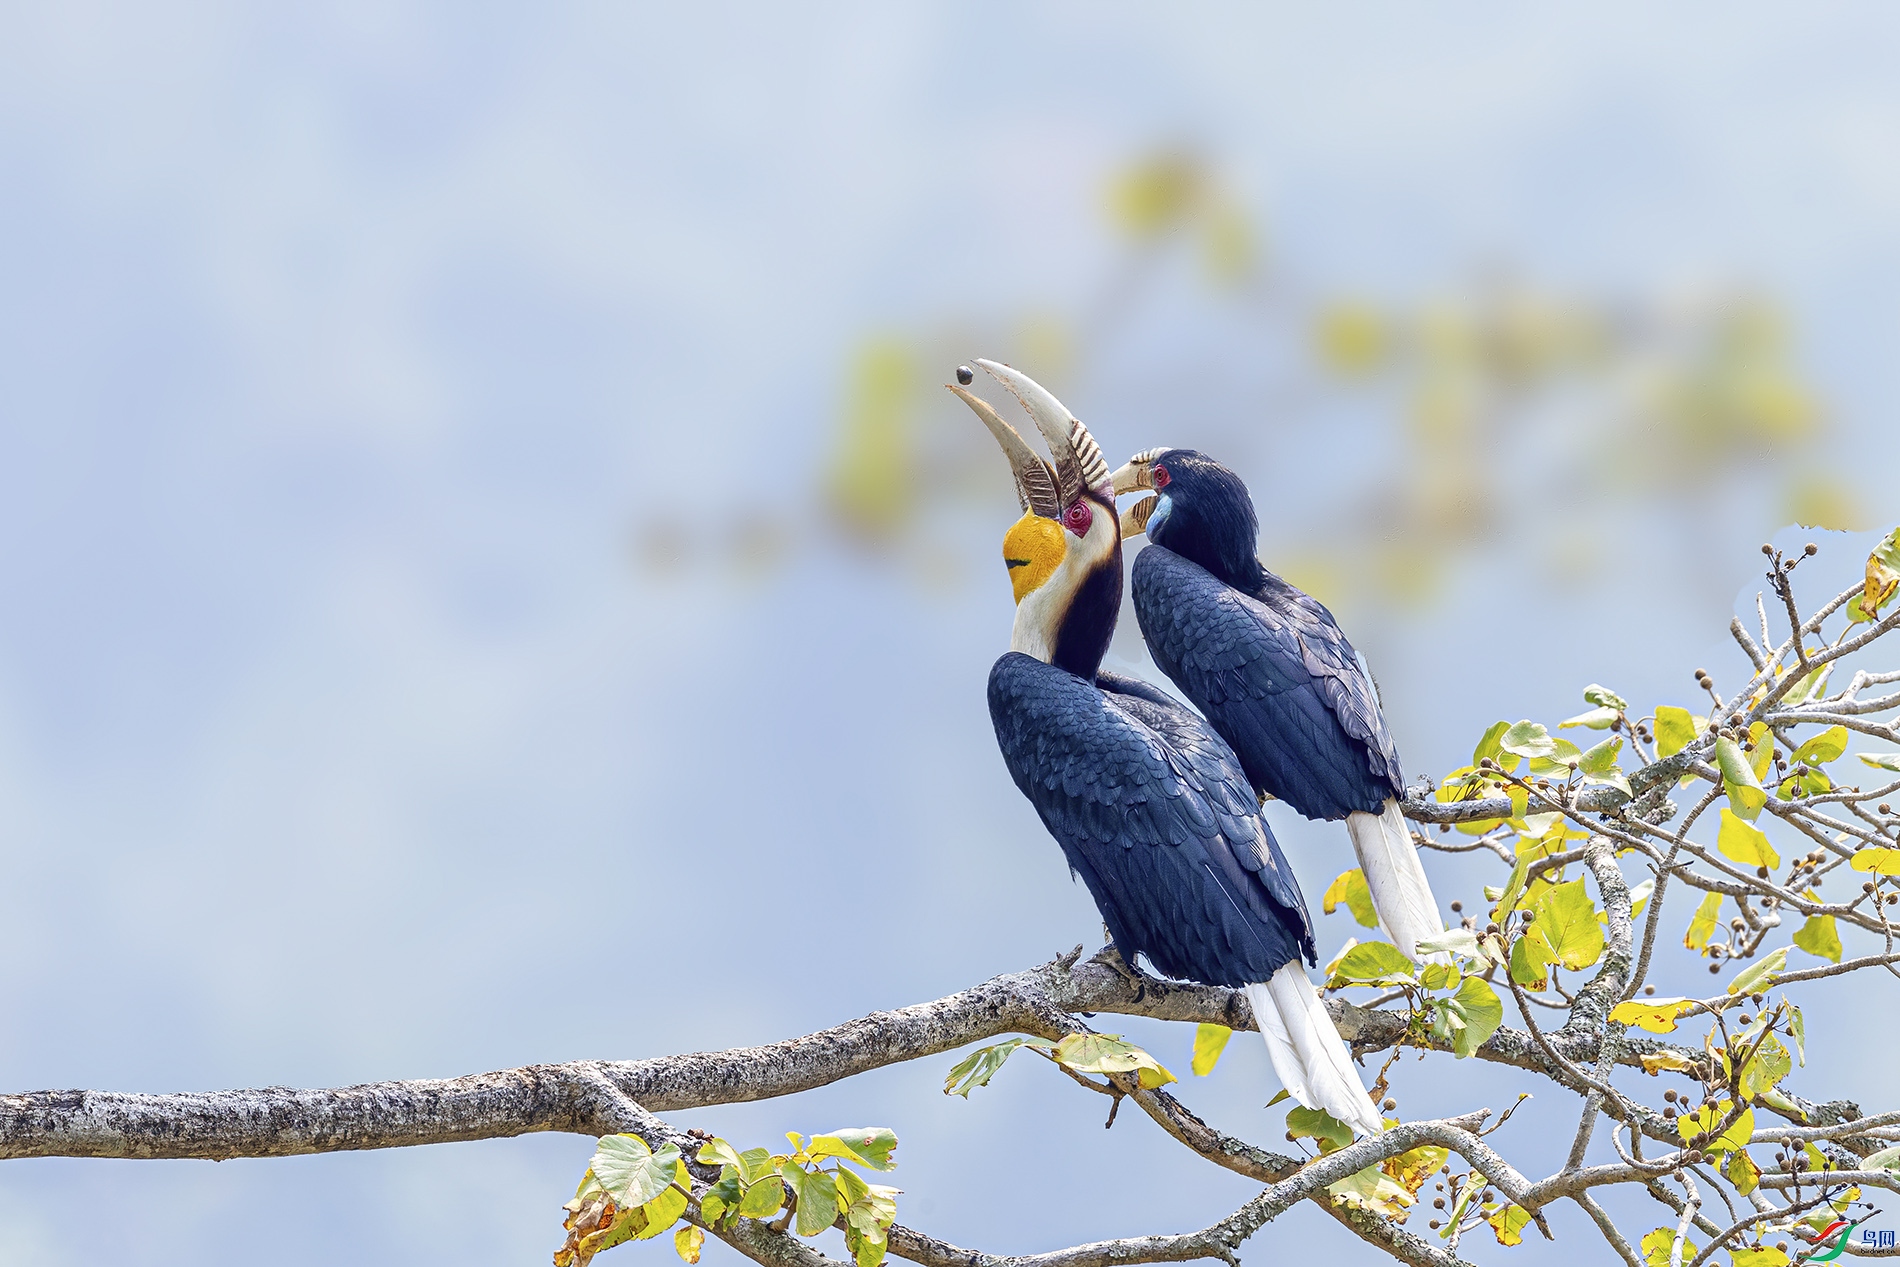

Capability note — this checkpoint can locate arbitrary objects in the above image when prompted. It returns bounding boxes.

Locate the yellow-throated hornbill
[951,361,1381,1135]
[1109,449,1444,961]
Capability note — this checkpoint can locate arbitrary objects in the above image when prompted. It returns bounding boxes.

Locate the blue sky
[2,5,1899,1263]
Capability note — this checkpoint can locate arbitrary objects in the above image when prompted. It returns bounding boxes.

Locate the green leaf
[1414,927,1482,960]
[1192,1023,1232,1076]
[1782,661,1832,706]
[1490,858,1530,924]
[1527,879,1605,970]
[1727,946,1790,995]
[1332,940,1417,980]
[1653,706,1700,759]
[738,1175,785,1219]
[1860,751,1900,772]
[1793,912,1842,963]
[943,1040,1027,1097]
[1050,1033,1177,1088]
[783,1162,840,1237]
[1789,1004,1805,1065]
[1526,735,1583,775]
[1683,891,1723,952]
[1447,978,1502,1058]
[1585,684,1629,709]
[1286,1105,1355,1153]
[1473,720,1513,769]
[1717,809,1780,869]
[807,1128,898,1172]
[1578,735,1623,775]
[1560,706,1621,730]
[1729,1244,1786,1266]
[1321,868,1380,928]
[1737,1032,1793,1101]
[1792,725,1849,766]
[1508,934,1547,989]
[696,1138,745,1173]
[1716,735,1767,821]
[1641,1227,1695,1267]
[1418,961,1462,992]
[1863,1144,1900,1172]
[736,1147,776,1184]
[590,1135,685,1209]
[1499,720,1558,760]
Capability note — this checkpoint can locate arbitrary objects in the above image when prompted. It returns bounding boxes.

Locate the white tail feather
[1347,799,1445,962]
[1246,969,1383,1137]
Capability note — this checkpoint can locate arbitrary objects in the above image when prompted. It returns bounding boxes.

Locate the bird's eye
[1152,464,1171,489]
[1063,501,1093,535]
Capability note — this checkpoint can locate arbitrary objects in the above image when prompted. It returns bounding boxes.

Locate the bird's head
[948,360,1122,679]
[1110,447,1261,589]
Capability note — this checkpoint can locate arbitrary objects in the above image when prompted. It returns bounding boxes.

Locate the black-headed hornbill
[1108,448,1444,962]
[950,361,1382,1136]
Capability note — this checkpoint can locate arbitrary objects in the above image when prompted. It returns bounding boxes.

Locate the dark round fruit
[956,365,974,385]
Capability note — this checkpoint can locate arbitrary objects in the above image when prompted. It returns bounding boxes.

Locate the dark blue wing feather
[1131,545,1403,819]
[989,653,1314,984]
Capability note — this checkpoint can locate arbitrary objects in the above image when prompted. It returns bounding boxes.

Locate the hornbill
[949,361,1382,1136]
[1109,449,1444,962]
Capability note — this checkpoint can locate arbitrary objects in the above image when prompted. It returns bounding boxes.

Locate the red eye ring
[1151,464,1171,489]
[1062,500,1093,536]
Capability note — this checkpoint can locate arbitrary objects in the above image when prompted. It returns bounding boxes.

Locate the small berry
[956,365,974,385]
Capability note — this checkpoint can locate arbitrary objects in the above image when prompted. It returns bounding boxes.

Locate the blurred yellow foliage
[825,341,917,542]
[1316,303,1388,377]
[1107,154,1208,239]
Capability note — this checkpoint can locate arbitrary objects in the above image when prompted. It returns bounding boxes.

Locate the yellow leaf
[1851,847,1900,875]
[1641,1227,1696,1266]
[1683,891,1723,953]
[1717,810,1779,869]
[1326,1163,1415,1217]
[1640,1050,1698,1074]
[1851,525,1900,622]
[1485,1204,1532,1247]
[1191,1024,1231,1077]
[674,1225,705,1264]
[1653,706,1700,759]
[1609,997,1701,1033]
[1726,1149,1762,1196]
[1322,869,1380,928]
[1748,722,1775,782]
[1676,1100,1754,1154]
[1792,913,1842,963]
[1382,1144,1449,1198]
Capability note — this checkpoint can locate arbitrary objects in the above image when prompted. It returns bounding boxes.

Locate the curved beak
[1110,459,1153,495]
[946,383,1060,519]
[1117,494,1158,540]
[974,359,1112,505]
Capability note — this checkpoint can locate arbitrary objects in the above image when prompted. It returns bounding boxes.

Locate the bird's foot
[1089,943,1147,1001]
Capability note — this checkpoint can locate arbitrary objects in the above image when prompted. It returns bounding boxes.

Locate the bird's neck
[1161,517,1266,597]
[1011,513,1123,679]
